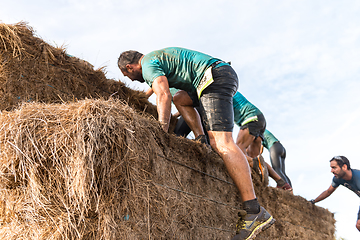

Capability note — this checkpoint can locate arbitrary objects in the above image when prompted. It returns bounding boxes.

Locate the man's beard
[335,170,346,179]
[135,72,145,83]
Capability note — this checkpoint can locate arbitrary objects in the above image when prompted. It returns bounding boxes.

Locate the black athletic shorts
[198,64,238,132]
[240,113,266,140]
[187,91,200,108]
[358,206,360,220]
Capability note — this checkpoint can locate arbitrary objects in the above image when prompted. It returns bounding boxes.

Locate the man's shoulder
[331,175,343,187]
[352,169,360,178]
[332,176,340,183]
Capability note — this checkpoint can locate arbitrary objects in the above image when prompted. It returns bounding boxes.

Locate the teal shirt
[262,129,279,149]
[233,92,263,127]
[141,47,227,93]
[169,88,179,97]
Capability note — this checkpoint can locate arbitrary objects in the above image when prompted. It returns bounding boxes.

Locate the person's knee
[208,132,233,153]
[172,90,190,106]
[208,135,220,152]
[172,91,182,104]
[236,128,254,153]
[247,137,262,158]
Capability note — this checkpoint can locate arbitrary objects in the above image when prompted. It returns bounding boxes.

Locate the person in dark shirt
[311,156,360,232]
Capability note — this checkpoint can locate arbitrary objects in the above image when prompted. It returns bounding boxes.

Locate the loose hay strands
[0,22,160,121]
[0,22,24,58]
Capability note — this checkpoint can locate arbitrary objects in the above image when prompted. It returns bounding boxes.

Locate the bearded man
[311,156,360,232]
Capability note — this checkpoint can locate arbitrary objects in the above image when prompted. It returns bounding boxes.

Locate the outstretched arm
[312,185,336,203]
[152,76,172,132]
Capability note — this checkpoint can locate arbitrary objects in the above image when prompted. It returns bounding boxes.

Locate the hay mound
[0,22,157,118]
[0,99,335,239]
[0,22,336,239]
[0,99,229,239]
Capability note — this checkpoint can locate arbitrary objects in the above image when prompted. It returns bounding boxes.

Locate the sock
[243,198,260,214]
[194,135,208,145]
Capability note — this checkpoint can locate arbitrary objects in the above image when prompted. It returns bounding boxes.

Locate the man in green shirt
[232,92,292,191]
[118,47,275,240]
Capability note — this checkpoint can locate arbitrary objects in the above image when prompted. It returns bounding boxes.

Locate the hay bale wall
[0,22,335,239]
[0,99,335,239]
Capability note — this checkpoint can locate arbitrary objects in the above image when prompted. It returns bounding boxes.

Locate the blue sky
[1,1,360,239]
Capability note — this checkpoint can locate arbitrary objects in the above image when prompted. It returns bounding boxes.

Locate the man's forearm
[145,88,154,98]
[313,190,332,203]
[157,94,171,132]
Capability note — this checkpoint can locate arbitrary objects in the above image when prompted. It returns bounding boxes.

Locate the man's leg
[207,130,275,239]
[208,130,256,201]
[199,64,274,239]
[245,137,290,190]
[269,143,292,186]
[173,90,205,138]
[236,128,268,182]
[246,137,262,159]
[236,128,255,154]
[235,128,257,167]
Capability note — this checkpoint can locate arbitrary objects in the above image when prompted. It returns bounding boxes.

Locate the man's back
[233,92,262,127]
[141,47,222,92]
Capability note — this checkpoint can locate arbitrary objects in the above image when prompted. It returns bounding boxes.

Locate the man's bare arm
[312,185,336,203]
[145,88,154,99]
[152,76,172,132]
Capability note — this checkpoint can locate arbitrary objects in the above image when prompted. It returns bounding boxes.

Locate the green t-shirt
[233,92,263,127]
[262,129,279,149]
[141,47,226,93]
[169,88,179,96]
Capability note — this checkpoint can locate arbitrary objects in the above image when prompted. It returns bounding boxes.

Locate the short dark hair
[118,50,143,72]
[330,156,351,170]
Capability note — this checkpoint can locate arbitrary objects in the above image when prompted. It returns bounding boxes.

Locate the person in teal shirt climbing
[171,90,292,190]
[232,92,292,191]
[233,91,265,158]
[262,129,292,187]
[118,47,274,240]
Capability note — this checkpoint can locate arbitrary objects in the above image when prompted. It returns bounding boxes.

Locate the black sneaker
[231,207,275,240]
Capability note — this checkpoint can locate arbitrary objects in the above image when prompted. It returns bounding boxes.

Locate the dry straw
[0,99,165,239]
[0,98,233,239]
[0,22,336,240]
[0,22,159,121]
